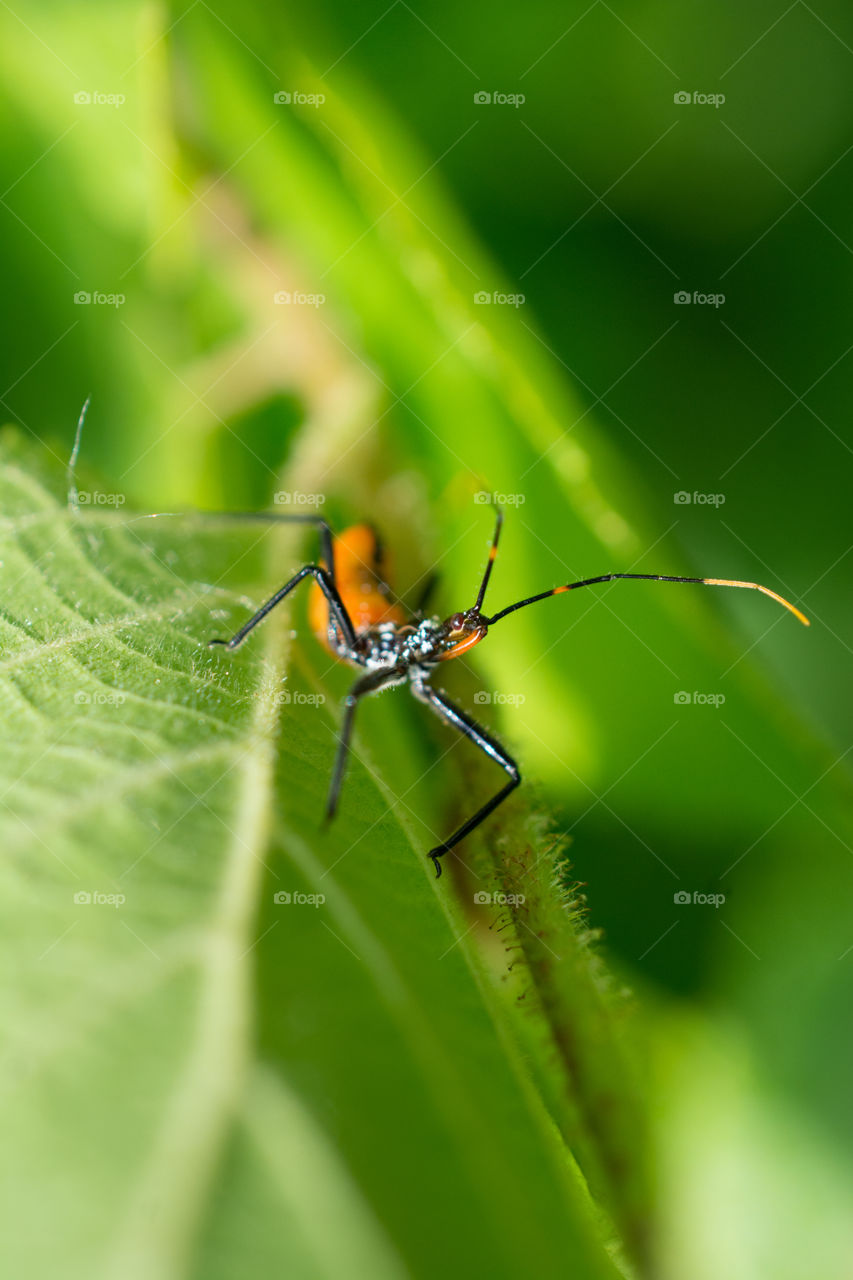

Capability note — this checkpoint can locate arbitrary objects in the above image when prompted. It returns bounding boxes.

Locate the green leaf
[0,434,621,1280]
[5,6,853,1272]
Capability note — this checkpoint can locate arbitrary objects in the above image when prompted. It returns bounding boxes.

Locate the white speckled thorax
[343,616,445,674]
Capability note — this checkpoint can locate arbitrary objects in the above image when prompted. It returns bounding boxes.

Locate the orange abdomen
[308,524,405,652]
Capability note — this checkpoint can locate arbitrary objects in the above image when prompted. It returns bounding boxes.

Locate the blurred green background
[2,1,853,1274]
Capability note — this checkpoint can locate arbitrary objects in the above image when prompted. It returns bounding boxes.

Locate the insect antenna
[484,572,810,627]
[473,506,504,611]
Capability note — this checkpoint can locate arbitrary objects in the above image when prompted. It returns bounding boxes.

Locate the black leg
[326,665,407,821]
[411,681,521,878]
[138,510,346,652]
[208,565,356,651]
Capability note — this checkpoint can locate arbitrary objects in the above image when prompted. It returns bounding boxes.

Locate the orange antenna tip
[702,578,810,627]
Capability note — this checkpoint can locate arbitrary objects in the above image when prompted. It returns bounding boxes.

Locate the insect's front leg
[208,565,356,652]
[410,681,520,877]
[326,665,408,821]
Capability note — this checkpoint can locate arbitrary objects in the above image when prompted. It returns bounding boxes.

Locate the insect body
[209,509,809,878]
[307,523,406,647]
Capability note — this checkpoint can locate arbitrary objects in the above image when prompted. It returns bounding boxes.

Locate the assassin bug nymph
[206,507,810,878]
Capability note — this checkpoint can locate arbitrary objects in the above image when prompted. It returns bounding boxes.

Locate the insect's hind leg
[134,510,343,652]
[325,665,407,822]
[191,513,342,651]
[411,681,521,878]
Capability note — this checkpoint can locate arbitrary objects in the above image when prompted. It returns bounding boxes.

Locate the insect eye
[447,612,466,631]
